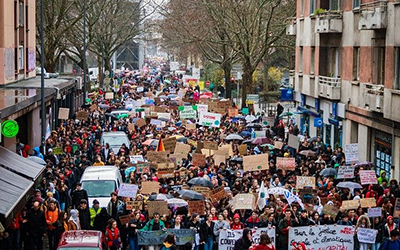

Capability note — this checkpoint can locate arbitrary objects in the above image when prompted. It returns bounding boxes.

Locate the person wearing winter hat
[89,199,101,228]
[383,216,398,241]
[230,214,244,230]
[291,242,306,250]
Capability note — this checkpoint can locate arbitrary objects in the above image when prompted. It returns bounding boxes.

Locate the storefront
[374,130,392,179]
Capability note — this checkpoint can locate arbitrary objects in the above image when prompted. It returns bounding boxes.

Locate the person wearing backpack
[379,230,400,250]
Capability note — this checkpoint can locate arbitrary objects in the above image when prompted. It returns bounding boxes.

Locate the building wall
[0,0,36,85]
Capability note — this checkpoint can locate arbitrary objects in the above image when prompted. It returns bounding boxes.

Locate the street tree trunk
[241,62,254,109]
[223,61,232,99]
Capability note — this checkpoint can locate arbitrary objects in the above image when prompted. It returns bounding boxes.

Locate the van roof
[81,166,119,180]
[102,131,127,136]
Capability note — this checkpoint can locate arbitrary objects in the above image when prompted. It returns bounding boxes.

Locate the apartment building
[287,0,400,179]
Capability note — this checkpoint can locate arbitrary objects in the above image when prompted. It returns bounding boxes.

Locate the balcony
[318,76,341,100]
[286,18,296,36]
[358,0,388,30]
[315,11,343,33]
[289,70,295,88]
[362,83,384,112]
[383,89,400,123]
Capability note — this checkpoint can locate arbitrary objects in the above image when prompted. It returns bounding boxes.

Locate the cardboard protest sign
[188,201,206,215]
[128,124,135,132]
[359,170,378,185]
[228,108,239,117]
[288,134,300,149]
[345,143,359,164]
[342,200,360,210]
[174,143,191,156]
[119,214,134,224]
[154,106,166,113]
[209,186,227,203]
[214,154,226,166]
[201,148,212,157]
[192,153,206,166]
[320,197,337,206]
[204,141,218,150]
[322,204,339,218]
[157,168,174,179]
[169,153,185,166]
[360,198,376,208]
[141,182,160,194]
[89,104,97,112]
[367,207,382,218]
[76,111,89,120]
[105,92,114,99]
[58,108,70,120]
[136,162,150,174]
[126,201,143,211]
[336,166,355,179]
[148,201,169,217]
[276,157,296,171]
[219,144,234,156]
[191,186,210,195]
[238,144,247,156]
[52,147,63,155]
[289,225,354,250]
[243,154,269,171]
[156,162,174,169]
[163,137,177,153]
[296,176,315,189]
[135,118,146,128]
[118,184,139,198]
[196,142,204,153]
[274,141,284,150]
[146,151,169,163]
[233,194,256,210]
[262,116,275,126]
[357,228,377,244]
[394,198,400,218]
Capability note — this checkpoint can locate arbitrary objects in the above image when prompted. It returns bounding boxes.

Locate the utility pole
[40,0,46,153]
[83,0,87,104]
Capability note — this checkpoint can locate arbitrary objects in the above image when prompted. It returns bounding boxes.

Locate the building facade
[288,0,400,179]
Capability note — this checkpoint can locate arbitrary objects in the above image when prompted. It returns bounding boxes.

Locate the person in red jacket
[105,219,121,250]
[251,233,275,250]
[230,214,244,230]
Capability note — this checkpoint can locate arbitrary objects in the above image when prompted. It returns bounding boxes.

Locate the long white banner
[289,225,354,250]
[218,227,275,250]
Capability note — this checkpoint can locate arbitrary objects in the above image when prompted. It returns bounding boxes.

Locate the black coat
[94,208,111,233]
[78,206,91,230]
[233,237,252,250]
[199,221,215,243]
[26,208,46,237]
[71,189,88,209]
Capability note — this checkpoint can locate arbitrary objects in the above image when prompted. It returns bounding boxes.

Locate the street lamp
[82,0,87,104]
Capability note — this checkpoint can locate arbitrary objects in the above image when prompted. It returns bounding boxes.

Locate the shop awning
[297,106,321,117]
[0,146,45,185]
[0,167,34,228]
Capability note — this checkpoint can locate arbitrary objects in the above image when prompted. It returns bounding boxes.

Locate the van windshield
[103,136,129,146]
[81,180,116,197]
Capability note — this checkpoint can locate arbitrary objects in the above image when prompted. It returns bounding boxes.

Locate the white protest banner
[359,170,378,185]
[357,228,377,244]
[179,106,197,119]
[198,112,222,128]
[118,183,138,198]
[367,207,382,218]
[130,155,145,164]
[345,143,359,164]
[157,113,171,121]
[218,228,275,250]
[196,104,208,115]
[336,166,355,179]
[289,225,354,250]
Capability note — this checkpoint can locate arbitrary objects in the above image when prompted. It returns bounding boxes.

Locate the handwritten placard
[118,183,139,198]
[141,182,159,194]
[163,137,177,153]
[214,154,226,166]
[76,111,89,120]
[174,143,191,156]
[146,151,169,163]
[274,141,284,150]
[276,157,296,171]
[148,201,169,217]
[243,154,269,172]
[188,200,206,215]
[359,170,378,185]
[336,166,355,179]
[170,153,185,166]
[135,118,146,128]
[126,201,143,211]
[359,198,376,208]
[345,143,359,164]
[119,214,134,224]
[204,141,218,150]
[157,168,175,179]
[192,153,206,166]
[367,207,382,217]
[357,228,377,244]
[105,92,114,99]
[296,176,315,189]
[58,108,70,120]
[342,200,360,210]
[209,186,227,203]
[322,204,339,219]
[288,134,300,149]
[233,194,256,210]
[191,186,210,195]
[136,163,150,174]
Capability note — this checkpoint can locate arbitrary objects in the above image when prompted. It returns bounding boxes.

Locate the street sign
[314,117,323,127]
[1,120,19,138]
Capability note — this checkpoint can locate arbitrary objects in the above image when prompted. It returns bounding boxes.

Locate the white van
[80,166,122,208]
[101,131,130,154]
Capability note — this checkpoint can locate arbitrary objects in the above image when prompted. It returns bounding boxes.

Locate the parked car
[36,67,59,78]
[80,166,122,208]
[101,131,130,153]
[57,230,103,250]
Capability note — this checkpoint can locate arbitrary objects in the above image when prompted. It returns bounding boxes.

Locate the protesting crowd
[2,69,400,250]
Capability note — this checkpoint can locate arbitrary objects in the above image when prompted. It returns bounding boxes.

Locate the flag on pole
[156,138,165,152]
[258,181,267,210]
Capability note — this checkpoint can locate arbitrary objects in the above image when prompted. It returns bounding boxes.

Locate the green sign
[1,120,19,138]
[52,147,63,155]
[242,108,249,115]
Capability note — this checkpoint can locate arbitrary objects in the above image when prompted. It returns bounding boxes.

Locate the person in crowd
[71,183,88,209]
[213,213,230,245]
[127,211,143,250]
[44,200,60,250]
[380,230,400,250]
[250,233,275,250]
[68,209,80,230]
[278,209,297,250]
[26,201,46,250]
[89,199,102,228]
[200,214,215,250]
[106,219,121,250]
[141,212,166,250]
[94,208,111,233]
[107,192,122,220]
[161,234,176,250]
[78,199,91,230]
[233,228,253,250]
[231,213,245,230]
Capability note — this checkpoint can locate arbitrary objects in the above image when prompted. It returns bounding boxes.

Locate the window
[299,47,303,73]
[353,0,360,9]
[329,0,340,11]
[18,46,24,70]
[373,47,385,85]
[19,2,24,27]
[311,47,315,74]
[352,47,360,81]
[394,47,400,90]
[300,0,304,16]
[310,0,316,15]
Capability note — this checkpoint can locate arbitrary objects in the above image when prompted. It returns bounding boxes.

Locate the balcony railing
[318,76,341,100]
[315,11,343,33]
[286,18,296,36]
[359,0,388,29]
[363,83,384,112]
